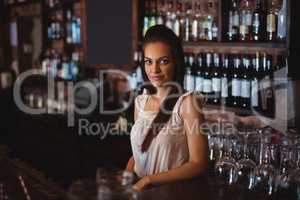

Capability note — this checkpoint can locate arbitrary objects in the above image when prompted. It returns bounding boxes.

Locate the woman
[126,25,208,190]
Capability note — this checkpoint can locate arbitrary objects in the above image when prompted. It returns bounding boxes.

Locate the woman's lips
[149,75,164,81]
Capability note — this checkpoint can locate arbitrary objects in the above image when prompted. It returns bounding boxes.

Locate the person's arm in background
[203,108,265,129]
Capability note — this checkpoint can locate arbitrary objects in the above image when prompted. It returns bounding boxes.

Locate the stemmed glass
[214,127,238,186]
[96,168,112,200]
[235,129,257,190]
[253,129,276,197]
[289,147,300,200]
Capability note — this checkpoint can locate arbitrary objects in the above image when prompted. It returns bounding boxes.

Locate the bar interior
[0,0,300,199]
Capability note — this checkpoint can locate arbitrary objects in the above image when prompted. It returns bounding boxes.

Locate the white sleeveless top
[130,90,200,177]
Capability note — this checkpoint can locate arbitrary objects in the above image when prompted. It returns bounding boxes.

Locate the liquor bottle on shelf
[202,52,213,103]
[47,11,64,41]
[66,10,73,44]
[252,0,263,41]
[183,2,192,42]
[239,0,252,41]
[143,0,150,36]
[211,53,221,105]
[149,0,157,29]
[47,0,60,9]
[221,54,229,106]
[277,0,287,41]
[173,0,182,38]
[240,55,251,109]
[61,54,70,80]
[71,13,81,44]
[228,0,239,41]
[156,0,165,25]
[261,53,275,117]
[230,54,241,107]
[184,53,195,92]
[41,50,50,75]
[204,0,214,41]
[56,57,63,79]
[212,22,218,41]
[76,13,82,44]
[251,52,260,111]
[165,0,174,32]
[70,51,80,80]
[266,0,277,42]
[195,53,204,93]
[191,2,200,42]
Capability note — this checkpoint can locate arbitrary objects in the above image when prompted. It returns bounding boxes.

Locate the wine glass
[289,137,300,200]
[214,128,238,186]
[253,129,276,197]
[96,168,112,200]
[235,130,257,190]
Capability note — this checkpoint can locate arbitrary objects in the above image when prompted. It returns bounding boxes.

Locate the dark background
[86,0,132,66]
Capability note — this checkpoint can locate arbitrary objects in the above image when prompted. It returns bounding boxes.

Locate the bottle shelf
[205,103,254,117]
[183,41,287,52]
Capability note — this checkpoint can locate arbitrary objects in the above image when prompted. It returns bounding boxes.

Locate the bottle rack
[41,0,86,81]
[134,0,291,117]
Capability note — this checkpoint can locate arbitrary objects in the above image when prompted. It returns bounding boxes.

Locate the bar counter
[65,175,296,200]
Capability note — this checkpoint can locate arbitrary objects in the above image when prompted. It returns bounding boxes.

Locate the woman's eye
[144,60,152,65]
[160,59,169,65]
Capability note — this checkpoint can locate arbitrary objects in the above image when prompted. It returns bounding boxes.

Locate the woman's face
[144,42,175,88]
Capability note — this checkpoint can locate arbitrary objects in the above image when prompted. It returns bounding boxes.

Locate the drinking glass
[253,129,276,196]
[235,130,257,190]
[214,128,238,186]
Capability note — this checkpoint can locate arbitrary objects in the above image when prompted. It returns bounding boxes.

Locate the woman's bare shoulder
[179,91,205,117]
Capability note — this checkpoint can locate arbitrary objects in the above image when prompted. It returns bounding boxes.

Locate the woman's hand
[133,176,151,191]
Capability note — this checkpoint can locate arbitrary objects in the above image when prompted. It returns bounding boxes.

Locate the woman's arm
[125,97,138,172]
[125,156,135,172]
[133,93,208,190]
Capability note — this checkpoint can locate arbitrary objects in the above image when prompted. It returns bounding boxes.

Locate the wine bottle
[251,53,260,111]
[266,0,276,42]
[277,0,287,41]
[156,0,165,25]
[221,54,230,106]
[202,53,213,103]
[240,55,251,109]
[195,53,204,93]
[183,2,191,42]
[184,53,195,91]
[173,0,182,38]
[191,2,200,42]
[211,53,221,105]
[143,0,150,36]
[252,0,263,41]
[231,54,241,107]
[239,0,252,41]
[149,0,157,28]
[228,0,239,41]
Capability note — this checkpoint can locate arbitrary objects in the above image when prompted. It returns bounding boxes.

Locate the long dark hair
[141,25,185,152]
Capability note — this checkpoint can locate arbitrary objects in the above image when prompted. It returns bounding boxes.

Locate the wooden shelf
[183,41,287,53]
[204,104,254,117]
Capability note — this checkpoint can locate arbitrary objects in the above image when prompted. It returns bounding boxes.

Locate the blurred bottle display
[226,0,287,42]
[143,0,219,42]
[41,49,82,81]
[47,8,81,44]
[183,50,283,116]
